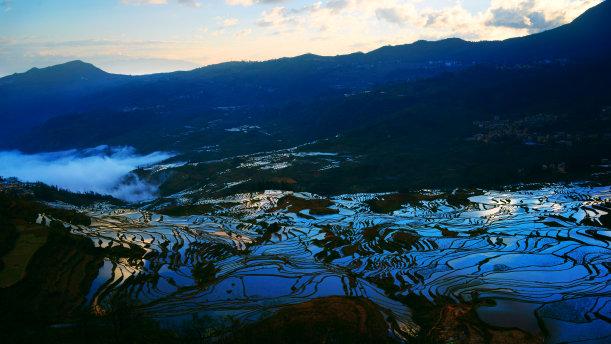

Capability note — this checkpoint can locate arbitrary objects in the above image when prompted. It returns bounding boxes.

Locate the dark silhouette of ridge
[0,0,609,150]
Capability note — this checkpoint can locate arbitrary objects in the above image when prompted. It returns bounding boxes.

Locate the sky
[0,0,602,76]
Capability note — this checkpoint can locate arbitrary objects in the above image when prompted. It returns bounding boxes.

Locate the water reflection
[66,184,610,342]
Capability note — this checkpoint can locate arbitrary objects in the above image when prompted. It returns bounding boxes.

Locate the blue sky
[0,0,601,75]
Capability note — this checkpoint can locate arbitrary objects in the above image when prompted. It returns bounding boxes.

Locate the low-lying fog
[0,146,172,202]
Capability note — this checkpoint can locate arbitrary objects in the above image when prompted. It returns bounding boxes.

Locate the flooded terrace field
[46,184,611,343]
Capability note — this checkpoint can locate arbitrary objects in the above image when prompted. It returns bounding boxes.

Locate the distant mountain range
[1,0,610,193]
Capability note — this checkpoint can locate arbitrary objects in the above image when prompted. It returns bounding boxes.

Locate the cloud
[375,4,421,27]
[235,28,253,37]
[178,0,201,7]
[0,38,204,76]
[121,0,201,7]
[1,0,11,12]
[222,17,239,27]
[486,0,602,32]
[1,0,602,76]
[226,0,286,6]
[251,0,600,48]
[0,146,172,202]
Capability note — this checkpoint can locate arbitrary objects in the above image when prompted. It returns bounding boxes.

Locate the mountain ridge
[1,0,610,165]
[3,0,609,80]
[1,60,116,85]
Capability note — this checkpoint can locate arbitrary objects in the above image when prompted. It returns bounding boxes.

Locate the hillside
[1,1,610,152]
[0,1,609,194]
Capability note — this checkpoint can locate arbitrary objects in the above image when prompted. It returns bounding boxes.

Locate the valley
[2,180,609,343]
[2,2,611,342]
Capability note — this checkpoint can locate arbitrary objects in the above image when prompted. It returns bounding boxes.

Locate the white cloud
[226,0,286,6]
[0,38,205,76]
[375,4,422,27]
[222,17,239,27]
[121,0,201,7]
[486,0,602,32]
[178,0,201,7]
[0,146,173,202]
[1,0,602,75]
[252,0,601,46]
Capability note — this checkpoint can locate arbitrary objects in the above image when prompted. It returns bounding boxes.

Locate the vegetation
[391,231,421,250]
[0,188,149,343]
[398,296,543,344]
[191,261,218,286]
[30,182,124,207]
[0,187,92,226]
[228,297,394,344]
[0,225,48,288]
[0,3,609,343]
[0,216,18,271]
[271,195,339,215]
[115,60,611,199]
[158,202,237,216]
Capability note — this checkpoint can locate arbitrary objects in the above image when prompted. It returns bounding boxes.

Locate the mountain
[1,60,112,85]
[369,0,611,64]
[0,61,129,142]
[2,4,611,343]
[122,61,608,198]
[2,1,609,151]
[0,1,610,193]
